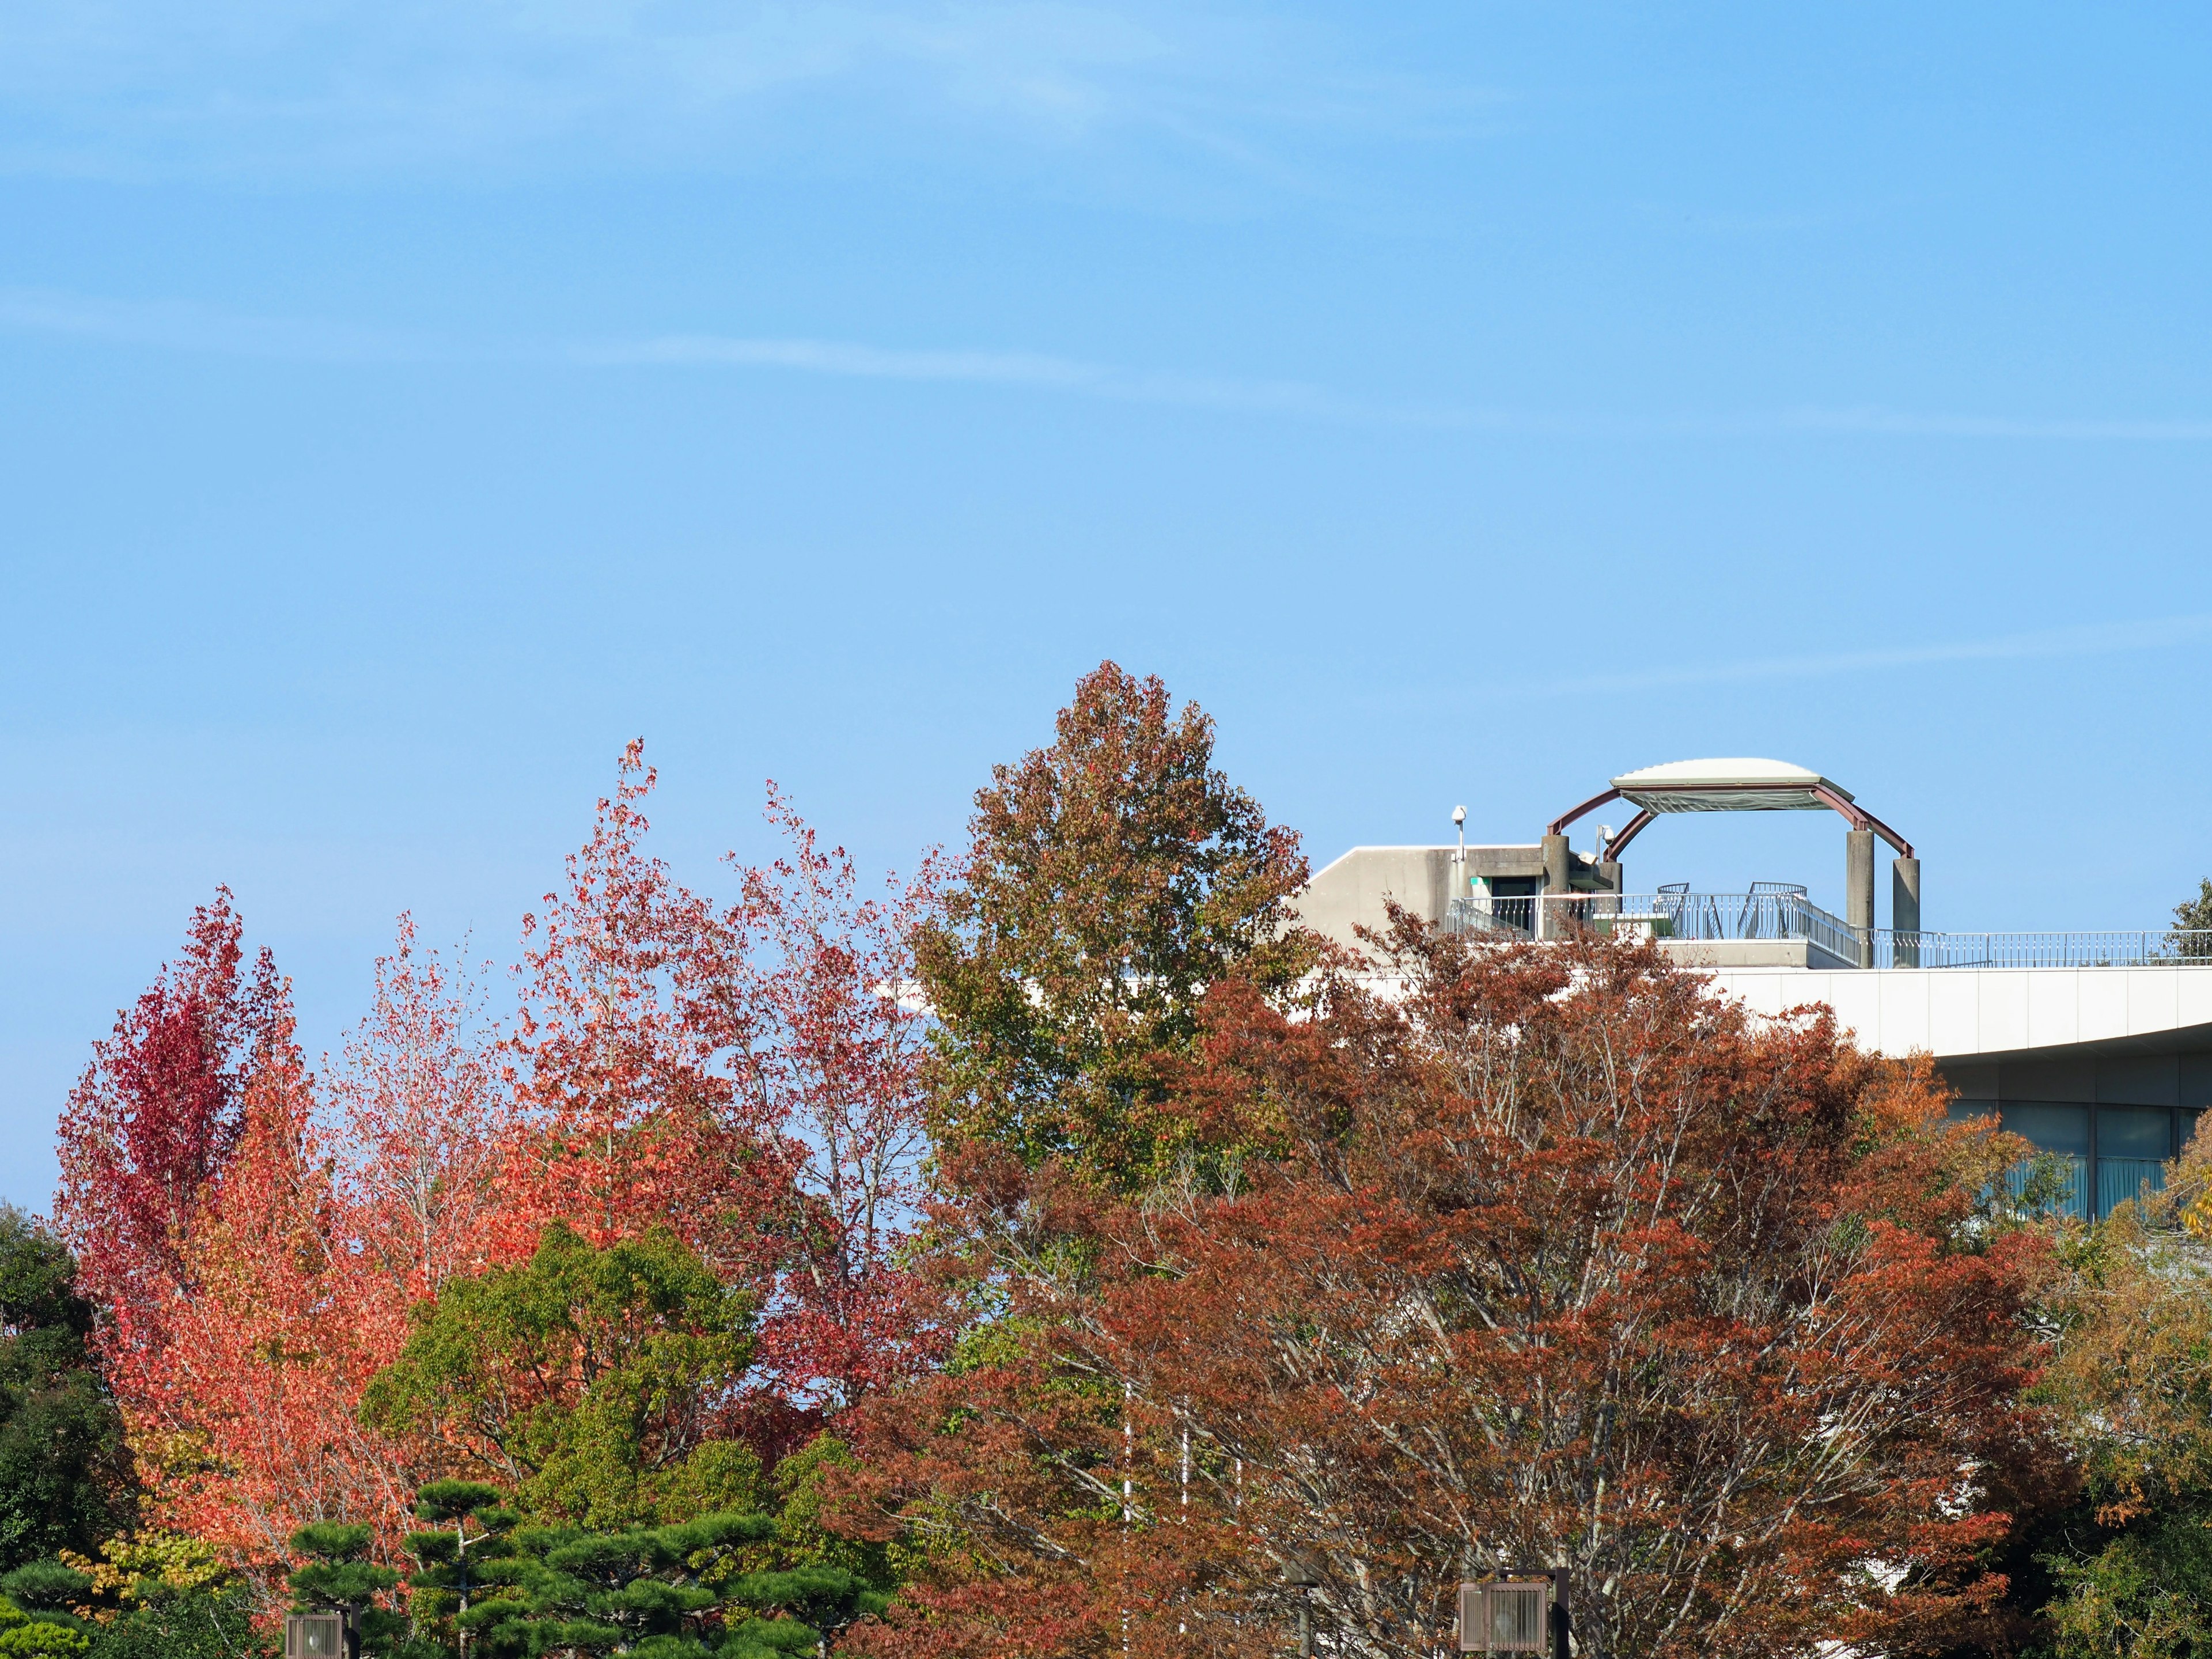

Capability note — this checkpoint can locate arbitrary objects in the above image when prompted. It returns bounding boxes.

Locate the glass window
[2186,1108,2206,1155]
[2002,1103,2089,1156]
[2096,1106,2175,1220]
[1999,1104,2089,1220]
[2099,1107,2173,1160]
[1946,1100,1998,1123]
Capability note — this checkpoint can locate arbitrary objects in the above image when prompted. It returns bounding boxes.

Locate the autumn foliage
[839,923,2056,1659]
[52,744,944,1577]
[42,666,2083,1659]
[915,661,1315,1191]
[54,889,288,1339]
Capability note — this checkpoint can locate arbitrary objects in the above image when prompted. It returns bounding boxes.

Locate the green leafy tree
[361,1226,758,1531]
[2172,878,2212,958]
[58,1532,267,1659]
[2026,1176,2212,1658]
[0,1210,133,1570]
[764,1438,889,1588]
[77,1592,268,1659]
[913,662,1316,1190]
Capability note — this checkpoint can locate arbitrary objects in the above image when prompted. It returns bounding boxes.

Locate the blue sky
[5,2,2211,1207]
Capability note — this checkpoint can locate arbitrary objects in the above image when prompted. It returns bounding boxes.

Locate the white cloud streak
[0,0,1433,183]
[7,285,2212,441]
[1485,614,2212,704]
[1778,407,2212,442]
[0,287,438,362]
[569,332,1427,419]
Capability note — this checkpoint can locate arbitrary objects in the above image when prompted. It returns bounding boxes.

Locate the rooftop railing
[1442,891,2212,969]
[1445,891,1863,962]
[1870,930,2212,969]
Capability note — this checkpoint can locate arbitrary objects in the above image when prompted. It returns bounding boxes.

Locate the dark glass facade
[1946,1099,2207,1221]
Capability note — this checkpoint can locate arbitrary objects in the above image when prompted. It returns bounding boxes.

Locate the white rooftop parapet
[1704,963,2212,1062]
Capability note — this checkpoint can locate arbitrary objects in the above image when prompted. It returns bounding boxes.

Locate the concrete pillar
[1892,857,1921,968]
[1596,859,1623,895]
[1846,830,1876,968]
[1541,833,1571,894]
[1541,833,1570,940]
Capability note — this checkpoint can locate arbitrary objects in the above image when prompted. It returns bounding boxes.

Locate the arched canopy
[1550,757,1914,859]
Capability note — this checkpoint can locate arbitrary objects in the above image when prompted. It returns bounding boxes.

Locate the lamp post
[283,1612,349,1659]
[1283,1559,1320,1657]
[1457,1567,1569,1659]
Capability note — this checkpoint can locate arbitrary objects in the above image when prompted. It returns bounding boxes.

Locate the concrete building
[1293,758,2212,1222]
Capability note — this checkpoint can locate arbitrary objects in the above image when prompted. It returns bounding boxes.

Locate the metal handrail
[1445,891,1859,959]
[1870,929,2212,969]
[1441,893,2212,970]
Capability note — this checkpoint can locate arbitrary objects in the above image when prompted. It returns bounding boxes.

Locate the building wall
[1291,844,1600,956]
[1704,964,2212,1061]
[1705,964,2212,1221]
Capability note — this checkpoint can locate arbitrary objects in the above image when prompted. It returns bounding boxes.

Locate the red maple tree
[58,746,952,1570]
[721,785,950,1407]
[838,929,2057,1659]
[487,742,797,1281]
[53,888,290,1339]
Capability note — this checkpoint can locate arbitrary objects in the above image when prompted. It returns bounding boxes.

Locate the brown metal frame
[1547,779,1912,859]
[1605,808,1657,856]
[1545,787,1622,836]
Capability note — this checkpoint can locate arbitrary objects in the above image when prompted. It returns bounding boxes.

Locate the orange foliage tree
[838,929,2058,1659]
[55,744,945,1573]
[127,1045,429,1568]
[489,744,790,1274]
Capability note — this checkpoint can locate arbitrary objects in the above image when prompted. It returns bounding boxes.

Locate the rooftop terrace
[1444,888,2212,971]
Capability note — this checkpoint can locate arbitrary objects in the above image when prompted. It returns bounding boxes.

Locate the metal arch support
[1546,787,1622,837]
[1604,808,1657,857]
[1546,782,1914,859]
[1809,783,1914,858]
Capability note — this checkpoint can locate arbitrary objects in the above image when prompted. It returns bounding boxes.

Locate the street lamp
[1282,1559,1321,1658]
[285,1613,347,1659]
[1458,1569,1569,1659]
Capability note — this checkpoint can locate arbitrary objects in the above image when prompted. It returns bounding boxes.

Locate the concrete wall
[1703,964,2212,1063]
[1658,938,1859,972]
[1291,846,1461,953]
[1292,844,1607,956]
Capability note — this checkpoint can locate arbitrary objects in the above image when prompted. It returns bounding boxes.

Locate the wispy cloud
[0,0,1445,185]
[0,287,438,362]
[1484,614,2212,703]
[8,284,2212,442]
[1779,407,2212,442]
[570,332,1439,420]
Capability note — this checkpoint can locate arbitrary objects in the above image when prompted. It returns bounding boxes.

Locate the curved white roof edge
[1609,757,1851,800]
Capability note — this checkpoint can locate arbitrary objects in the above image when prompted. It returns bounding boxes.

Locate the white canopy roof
[1608,757,1851,814]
